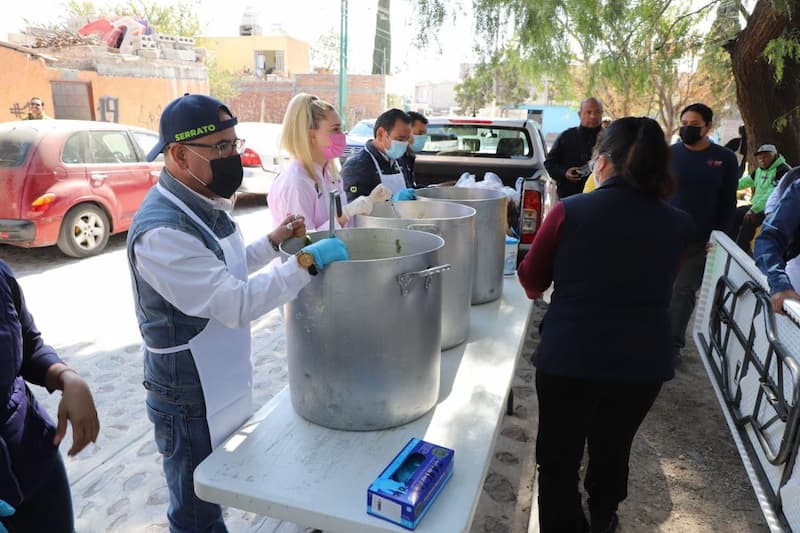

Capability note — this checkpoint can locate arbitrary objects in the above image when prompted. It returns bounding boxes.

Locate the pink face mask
[321,133,347,160]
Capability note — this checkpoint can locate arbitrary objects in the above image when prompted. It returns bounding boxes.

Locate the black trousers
[733,205,765,255]
[535,370,662,533]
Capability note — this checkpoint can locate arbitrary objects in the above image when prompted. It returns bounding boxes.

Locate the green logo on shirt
[349,186,357,193]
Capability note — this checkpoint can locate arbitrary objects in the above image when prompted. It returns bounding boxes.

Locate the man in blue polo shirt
[668,103,739,368]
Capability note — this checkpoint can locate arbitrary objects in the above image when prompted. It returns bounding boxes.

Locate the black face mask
[206,154,243,199]
[679,125,703,146]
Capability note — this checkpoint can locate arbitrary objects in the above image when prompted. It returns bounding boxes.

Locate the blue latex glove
[303,237,349,270]
[392,188,416,201]
[0,499,14,533]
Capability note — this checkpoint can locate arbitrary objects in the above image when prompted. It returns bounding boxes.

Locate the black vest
[533,177,694,384]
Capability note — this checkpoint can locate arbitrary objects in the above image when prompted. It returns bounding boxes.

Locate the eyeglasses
[30,103,42,107]
[181,138,246,158]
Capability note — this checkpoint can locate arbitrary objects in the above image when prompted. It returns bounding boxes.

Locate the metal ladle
[329,190,342,238]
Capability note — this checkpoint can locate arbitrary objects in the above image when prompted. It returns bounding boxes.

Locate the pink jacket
[269,160,349,232]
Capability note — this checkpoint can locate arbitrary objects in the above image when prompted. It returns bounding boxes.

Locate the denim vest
[126,170,237,352]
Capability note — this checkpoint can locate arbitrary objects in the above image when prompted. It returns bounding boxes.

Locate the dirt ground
[469,299,769,533]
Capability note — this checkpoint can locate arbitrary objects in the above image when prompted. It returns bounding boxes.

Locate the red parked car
[0,120,163,257]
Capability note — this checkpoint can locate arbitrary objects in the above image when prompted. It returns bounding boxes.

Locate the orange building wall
[1,46,208,130]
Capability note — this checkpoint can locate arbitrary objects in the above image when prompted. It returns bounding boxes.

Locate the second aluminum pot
[280,228,450,431]
[416,187,508,304]
[356,200,476,349]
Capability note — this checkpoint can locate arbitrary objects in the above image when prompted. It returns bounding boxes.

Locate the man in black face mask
[668,103,739,369]
[125,94,348,531]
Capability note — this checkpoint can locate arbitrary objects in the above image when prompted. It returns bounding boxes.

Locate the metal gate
[50,81,94,120]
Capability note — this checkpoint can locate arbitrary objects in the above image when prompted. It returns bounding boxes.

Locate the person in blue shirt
[668,103,739,367]
[0,260,99,533]
[755,178,800,313]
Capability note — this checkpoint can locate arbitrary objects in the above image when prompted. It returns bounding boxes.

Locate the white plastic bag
[455,172,476,187]
[481,172,504,190]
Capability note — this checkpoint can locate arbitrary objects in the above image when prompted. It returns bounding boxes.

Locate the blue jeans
[2,453,74,533]
[144,350,228,533]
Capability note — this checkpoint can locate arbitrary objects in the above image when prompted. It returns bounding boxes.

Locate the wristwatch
[296,250,318,276]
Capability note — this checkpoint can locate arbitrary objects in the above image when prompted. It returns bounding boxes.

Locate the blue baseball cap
[146,93,238,161]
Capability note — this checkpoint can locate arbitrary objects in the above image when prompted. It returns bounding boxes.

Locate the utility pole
[339,0,349,129]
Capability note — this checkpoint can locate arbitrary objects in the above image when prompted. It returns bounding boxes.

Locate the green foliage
[764,32,800,81]
[114,0,202,36]
[699,0,740,107]
[62,0,97,17]
[455,70,491,115]
[454,46,532,115]
[387,93,406,109]
[413,0,719,129]
[61,0,202,36]
[206,58,238,102]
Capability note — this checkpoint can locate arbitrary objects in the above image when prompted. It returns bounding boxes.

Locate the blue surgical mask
[386,139,408,160]
[411,135,428,153]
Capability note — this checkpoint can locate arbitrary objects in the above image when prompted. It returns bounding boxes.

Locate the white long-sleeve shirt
[133,193,311,330]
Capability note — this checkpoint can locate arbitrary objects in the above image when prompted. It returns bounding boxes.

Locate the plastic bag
[455,172,476,187]
[455,171,518,204]
[481,172,504,190]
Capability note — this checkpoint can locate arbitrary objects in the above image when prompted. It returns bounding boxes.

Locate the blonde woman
[270,93,390,231]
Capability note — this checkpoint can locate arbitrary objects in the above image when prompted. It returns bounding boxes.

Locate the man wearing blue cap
[126,94,348,532]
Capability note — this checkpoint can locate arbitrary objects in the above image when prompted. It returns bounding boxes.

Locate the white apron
[366,149,406,194]
[146,184,253,449]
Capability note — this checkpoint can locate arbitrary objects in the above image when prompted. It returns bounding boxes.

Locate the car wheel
[57,204,110,258]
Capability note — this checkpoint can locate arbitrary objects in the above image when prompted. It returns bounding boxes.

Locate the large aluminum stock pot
[416,187,507,304]
[280,228,450,430]
[356,200,476,349]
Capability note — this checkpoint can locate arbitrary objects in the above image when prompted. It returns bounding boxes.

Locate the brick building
[229,73,386,127]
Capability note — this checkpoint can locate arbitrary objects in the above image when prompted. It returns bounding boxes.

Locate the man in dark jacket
[668,103,739,367]
[0,260,99,532]
[343,108,414,201]
[397,111,429,187]
[544,97,604,198]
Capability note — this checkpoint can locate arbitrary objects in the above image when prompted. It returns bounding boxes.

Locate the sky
[0,1,476,84]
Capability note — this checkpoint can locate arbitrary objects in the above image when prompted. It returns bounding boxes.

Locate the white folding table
[195,278,534,532]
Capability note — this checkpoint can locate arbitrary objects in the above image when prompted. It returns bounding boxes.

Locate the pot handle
[407,223,441,236]
[397,264,451,295]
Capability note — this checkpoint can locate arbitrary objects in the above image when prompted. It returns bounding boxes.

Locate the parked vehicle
[233,121,283,196]
[414,117,556,263]
[0,120,162,258]
[342,119,374,161]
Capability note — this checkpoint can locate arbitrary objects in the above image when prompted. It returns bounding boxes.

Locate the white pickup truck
[414,117,557,262]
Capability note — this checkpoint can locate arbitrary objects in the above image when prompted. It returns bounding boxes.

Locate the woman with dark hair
[518,117,694,533]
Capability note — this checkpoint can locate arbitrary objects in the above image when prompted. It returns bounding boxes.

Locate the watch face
[298,252,313,267]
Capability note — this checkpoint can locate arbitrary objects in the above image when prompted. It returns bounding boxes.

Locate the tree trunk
[727,0,800,166]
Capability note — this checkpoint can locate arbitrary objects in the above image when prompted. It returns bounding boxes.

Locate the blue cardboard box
[367,438,454,530]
